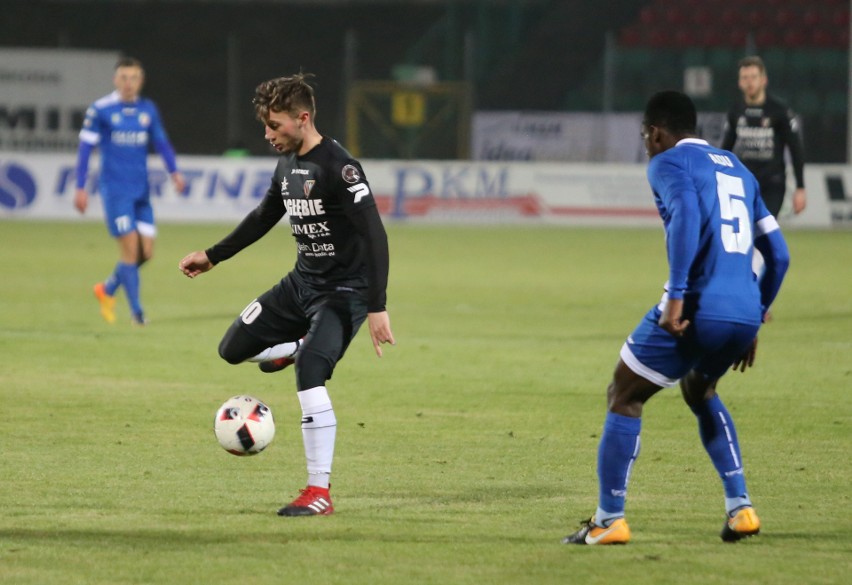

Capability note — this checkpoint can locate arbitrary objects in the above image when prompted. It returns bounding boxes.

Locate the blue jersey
[647,138,782,326]
[77,91,177,198]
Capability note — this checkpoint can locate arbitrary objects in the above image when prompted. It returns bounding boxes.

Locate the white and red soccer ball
[214,395,275,456]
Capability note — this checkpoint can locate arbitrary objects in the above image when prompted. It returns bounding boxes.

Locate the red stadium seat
[720,7,738,27]
[647,26,670,48]
[802,9,822,27]
[619,25,643,47]
[692,8,712,26]
[831,8,850,28]
[700,27,725,48]
[775,8,797,28]
[755,28,780,49]
[744,8,763,29]
[783,28,808,48]
[728,28,749,48]
[664,7,687,26]
[812,29,837,49]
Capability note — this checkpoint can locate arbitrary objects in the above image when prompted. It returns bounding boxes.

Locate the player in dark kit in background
[563,91,789,545]
[179,73,394,516]
[722,55,806,217]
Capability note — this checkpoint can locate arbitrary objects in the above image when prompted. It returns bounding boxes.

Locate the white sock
[298,386,336,488]
[247,339,300,363]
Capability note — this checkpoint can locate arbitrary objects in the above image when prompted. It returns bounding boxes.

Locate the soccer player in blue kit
[563,91,790,545]
[75,56,185,325]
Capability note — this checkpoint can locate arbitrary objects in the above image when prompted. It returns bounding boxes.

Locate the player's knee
[680,372,717,409]
[295,347,334,390]
[217,337,245,365]
[137,251,153,266]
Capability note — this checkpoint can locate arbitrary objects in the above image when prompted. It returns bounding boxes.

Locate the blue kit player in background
[563,91,790,545]
[75,56,186,325]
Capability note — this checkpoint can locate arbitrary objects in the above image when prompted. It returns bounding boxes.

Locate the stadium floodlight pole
[342,28,358,150]
[226,33,241,151]
[602,30,615,113]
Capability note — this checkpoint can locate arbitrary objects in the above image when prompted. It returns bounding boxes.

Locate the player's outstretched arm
[367,311,395,358]
[179,251,214,278]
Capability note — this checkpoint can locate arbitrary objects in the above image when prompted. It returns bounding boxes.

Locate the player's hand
[74,188,88,214]
[792,188,806,215]
[367,311,395,357]
[732,337,758,372]
[172,171,187,195]
[178,251,214,278]
[658,297,690,337]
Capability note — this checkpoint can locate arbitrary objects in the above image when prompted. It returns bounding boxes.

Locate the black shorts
[758,176,786,217]
[219,274,368,387]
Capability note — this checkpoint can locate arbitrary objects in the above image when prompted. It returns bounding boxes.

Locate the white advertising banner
[0,152,834,228]
[0,48,119,152]
[472,111,728,163]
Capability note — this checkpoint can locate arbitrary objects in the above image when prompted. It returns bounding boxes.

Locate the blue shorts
[620,306,760,387]
[102,191,156,238]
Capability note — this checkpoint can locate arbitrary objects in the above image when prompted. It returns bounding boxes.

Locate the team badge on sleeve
[342,164,360,184]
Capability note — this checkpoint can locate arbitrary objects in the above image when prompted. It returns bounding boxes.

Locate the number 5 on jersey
[347,183,371,204]
[716,172,752,255]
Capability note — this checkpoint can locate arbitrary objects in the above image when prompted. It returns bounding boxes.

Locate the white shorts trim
[136,221,157,238]
[619,342,679,388]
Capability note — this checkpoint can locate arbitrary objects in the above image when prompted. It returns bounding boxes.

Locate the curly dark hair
[253,73,316,121]
[643,90,696,135]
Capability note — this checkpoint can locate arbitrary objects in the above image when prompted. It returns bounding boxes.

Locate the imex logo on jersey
[347,183,370,203]
[291,221,330,239]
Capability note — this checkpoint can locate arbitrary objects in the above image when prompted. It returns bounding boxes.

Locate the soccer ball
[214,395,275,456]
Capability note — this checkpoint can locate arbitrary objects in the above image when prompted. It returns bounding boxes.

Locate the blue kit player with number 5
[563,91,790,545]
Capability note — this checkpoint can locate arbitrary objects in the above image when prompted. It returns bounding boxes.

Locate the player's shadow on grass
[0,526,530,546]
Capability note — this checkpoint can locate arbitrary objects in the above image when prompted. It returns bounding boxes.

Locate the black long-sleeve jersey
[205,137,389,312]
[721,93,805,189]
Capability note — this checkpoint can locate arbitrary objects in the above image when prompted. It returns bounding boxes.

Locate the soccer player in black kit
[179,73,394,516]
[722,56,807,217]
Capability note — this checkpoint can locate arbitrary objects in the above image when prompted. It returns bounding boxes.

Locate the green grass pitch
[1,220,850,584]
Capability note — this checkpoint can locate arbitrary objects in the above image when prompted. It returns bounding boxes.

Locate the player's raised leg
[249,339,302,373]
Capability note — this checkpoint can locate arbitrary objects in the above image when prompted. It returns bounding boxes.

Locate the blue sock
[596,412,642,521]
[117,262,143,317]
[104,263,121,296]
[690,395,751,514]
